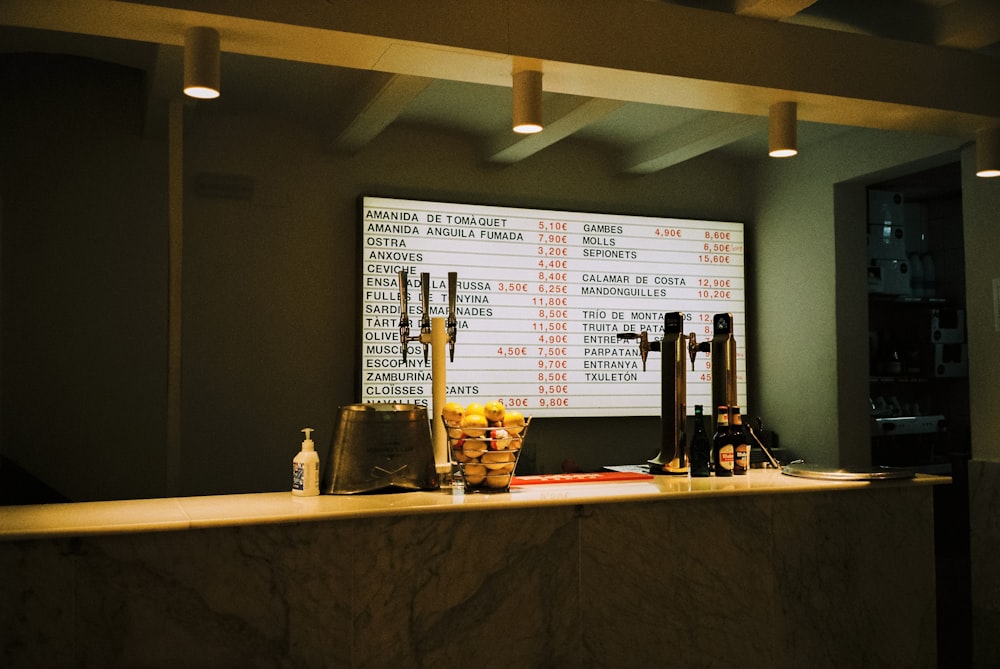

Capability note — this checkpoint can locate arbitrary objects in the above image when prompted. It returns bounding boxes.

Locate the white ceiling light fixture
[768,101,798,158]
[975,127,1000,178]
[512,64,543,134]
[184,27,221,99]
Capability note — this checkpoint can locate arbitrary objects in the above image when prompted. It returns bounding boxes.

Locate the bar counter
[0,468,943,539]
[0,470,947,668]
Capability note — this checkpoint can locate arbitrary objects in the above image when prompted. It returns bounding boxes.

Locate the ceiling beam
[4,0,999,139]
[510,0,1000,135]
[620,114,766,174]
[487,97,626,164]
[732,0,819,20]
[328,73,432,154]
[934,0,1000,50]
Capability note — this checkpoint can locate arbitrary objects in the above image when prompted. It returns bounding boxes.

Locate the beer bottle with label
[732,407,750,475]
[689,405,712,477]
[713,405,734,476]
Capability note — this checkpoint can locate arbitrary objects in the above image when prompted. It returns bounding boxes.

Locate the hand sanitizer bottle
[292,428,320,496]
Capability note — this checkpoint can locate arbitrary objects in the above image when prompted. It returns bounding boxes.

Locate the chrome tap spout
[446,271,458,362]
[398,270,460,366]
[419,272,432,364]
[397,270,411,364]
[687,333,710,370]
[616,331,651,371]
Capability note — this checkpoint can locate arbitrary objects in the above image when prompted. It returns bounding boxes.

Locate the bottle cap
[301,427,315,452]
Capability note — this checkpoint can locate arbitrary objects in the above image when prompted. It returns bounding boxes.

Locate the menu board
[359,196,746,418]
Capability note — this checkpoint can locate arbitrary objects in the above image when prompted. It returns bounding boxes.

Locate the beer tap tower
[618,312,690,474]
[688,312,739,429]
[398,270,458,478]
[617,312,738,475]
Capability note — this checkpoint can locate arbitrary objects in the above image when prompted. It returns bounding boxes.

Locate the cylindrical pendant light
[768,101,798,158]
[976,127,1000,178]
[184,27,220,99]
[512,68,543,134]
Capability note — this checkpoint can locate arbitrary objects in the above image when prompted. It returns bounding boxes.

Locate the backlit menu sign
[360,196,746,417]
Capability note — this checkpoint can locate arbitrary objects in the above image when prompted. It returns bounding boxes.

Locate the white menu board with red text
[359,196,746,418]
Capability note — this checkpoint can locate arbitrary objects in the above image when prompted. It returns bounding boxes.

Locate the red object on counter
[510,471,654,486]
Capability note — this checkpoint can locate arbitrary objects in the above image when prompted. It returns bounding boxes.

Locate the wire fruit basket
[441,415,531,493]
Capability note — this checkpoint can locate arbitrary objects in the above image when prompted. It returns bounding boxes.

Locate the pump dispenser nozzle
[301,428,315,450]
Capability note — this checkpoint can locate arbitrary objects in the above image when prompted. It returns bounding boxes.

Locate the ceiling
[2,0,999,174]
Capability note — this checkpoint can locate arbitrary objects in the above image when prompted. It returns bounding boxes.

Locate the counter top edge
[0,471,949,542]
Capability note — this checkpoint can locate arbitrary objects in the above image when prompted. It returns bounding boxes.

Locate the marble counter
[0,468,944,541]
[0,471,947,668]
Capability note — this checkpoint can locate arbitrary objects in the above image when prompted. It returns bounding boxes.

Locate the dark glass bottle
[732,407,749,475]
[689,405,712,477]
[713,405,734,477]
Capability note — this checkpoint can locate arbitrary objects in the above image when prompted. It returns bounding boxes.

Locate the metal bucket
[322,403,439,494]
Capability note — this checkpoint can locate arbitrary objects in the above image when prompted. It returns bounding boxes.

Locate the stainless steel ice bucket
[322,403,439,494]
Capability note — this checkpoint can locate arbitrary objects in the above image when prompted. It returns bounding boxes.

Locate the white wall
[961,143,1000,668]
[961,144,1000,462]
[750,128,963,466]
[0,56,168,501]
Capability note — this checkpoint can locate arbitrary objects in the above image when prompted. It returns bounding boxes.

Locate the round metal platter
[780,462,914,481]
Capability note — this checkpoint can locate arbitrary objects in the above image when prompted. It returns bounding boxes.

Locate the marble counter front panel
[0,475,939,668]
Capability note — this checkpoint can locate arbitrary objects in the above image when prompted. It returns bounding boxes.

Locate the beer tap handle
[446,271,458,362]
[687,333,711,371]
[617,331,651,371]
[398,270,410,364]
[420,272,431,364]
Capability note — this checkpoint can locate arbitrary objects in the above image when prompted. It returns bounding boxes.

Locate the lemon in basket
[483,400,506,424]
[459,412,488,437]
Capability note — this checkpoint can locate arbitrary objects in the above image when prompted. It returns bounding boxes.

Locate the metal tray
[780,462,914,481]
